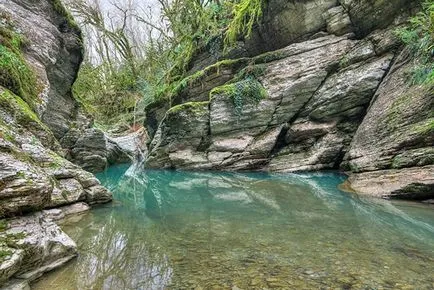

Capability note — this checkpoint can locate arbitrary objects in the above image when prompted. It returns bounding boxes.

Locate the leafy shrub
[70,0,267,126]
[396,0,434,85]
[73,63,142,125]
[211,76,267,116]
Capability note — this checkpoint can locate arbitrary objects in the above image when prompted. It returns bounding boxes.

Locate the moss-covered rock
[0,88,59,151]
[0,22,39,110]
[147,101,210,169]
[0,0,84,140]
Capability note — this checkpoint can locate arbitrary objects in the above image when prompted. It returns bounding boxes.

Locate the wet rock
[0,212,77,284]
[43,202,90,221]
[347,165,434,200]
[69,129,108,172]
[147,102,210,169]
[345,50,434,199]
[85,185,112,205]
[66,128,138,172]
[0,127,112,217]
[0,153,52,217]
[50,179,85,207]
[108,129,148,160]
[302,54,393,121]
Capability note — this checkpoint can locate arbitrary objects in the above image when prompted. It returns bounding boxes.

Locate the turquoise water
[33,164,434,289]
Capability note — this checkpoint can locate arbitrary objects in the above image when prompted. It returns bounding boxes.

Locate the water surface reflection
[33,164,434,289]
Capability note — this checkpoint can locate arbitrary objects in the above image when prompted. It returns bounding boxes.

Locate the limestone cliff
[0,0,113,287]
[0,0,140,173]
[144,0,433,201]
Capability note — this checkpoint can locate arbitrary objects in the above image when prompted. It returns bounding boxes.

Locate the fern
[225,0,265,49]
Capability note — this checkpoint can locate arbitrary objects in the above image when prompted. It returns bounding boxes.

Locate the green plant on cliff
[51,0,80,31]
[211,76,267,116]
[0,89,45,128]
[69,0,266,126]
[397,0,434,85]
[225,0,265,48]
[0,18,39,109]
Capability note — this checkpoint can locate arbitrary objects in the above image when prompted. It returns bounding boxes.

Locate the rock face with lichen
[0,0,137,173]
[0,0,115,287]
[145,0,433,201]
[343,49,434,199]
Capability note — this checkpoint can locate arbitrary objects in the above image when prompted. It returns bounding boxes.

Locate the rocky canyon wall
[0,0,114,287]
[145,0,433,202]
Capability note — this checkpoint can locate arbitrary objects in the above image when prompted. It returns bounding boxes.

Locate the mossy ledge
[0,20,40,110]
[147,47,292,110]
[50,0,80,32]
[0,88,44,128]
[0,87,61,153]
[210,77,267,115]
[167,101,210,116]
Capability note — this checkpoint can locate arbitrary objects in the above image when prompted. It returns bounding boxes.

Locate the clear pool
[33,164,434,289]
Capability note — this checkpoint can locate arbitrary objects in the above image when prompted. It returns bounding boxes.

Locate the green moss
[412,117,434,135]
[233,63,267,82]
[47,152,66,169]
[0,220,7,232]
[384,92,415,129]
[0,88,44,127]
[210,83,237,97]
[225,0,265,48]
[167,101,209,115]
[0,24,39,109]
[252,50,289,64]
[0,121,15,143]
[210,76,267,116]
[0,230,27,262]
[51,0,80,31]
[8,147,34,165]
[0,248,12,262]
[1,232,26,246]
[396,0,434,86]
[339,55,350,69]
[151,58,249,109]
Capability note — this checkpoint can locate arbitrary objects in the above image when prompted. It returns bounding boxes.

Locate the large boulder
[0,101,112,217]
[62,127,148,172]
[344,49,434,199]
[340,0,420,37]
[0,212,77,285]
